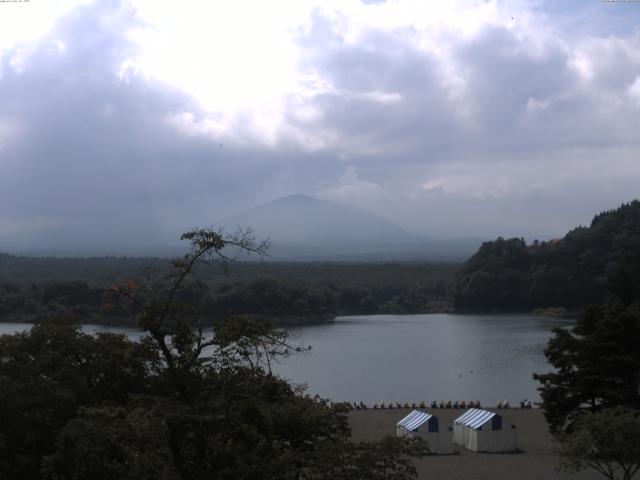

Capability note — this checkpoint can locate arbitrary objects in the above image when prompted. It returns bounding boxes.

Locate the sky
[1,0,640,248]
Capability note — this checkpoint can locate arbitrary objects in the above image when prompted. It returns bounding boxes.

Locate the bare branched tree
[107,227,280,393]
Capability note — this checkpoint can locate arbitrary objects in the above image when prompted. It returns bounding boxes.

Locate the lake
[0,314,570,405]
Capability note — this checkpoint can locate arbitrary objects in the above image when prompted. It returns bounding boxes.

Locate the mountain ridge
[220,193,422,246]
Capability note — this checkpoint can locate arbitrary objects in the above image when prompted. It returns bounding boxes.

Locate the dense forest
[452,200,640,312]
[0,257,456,325]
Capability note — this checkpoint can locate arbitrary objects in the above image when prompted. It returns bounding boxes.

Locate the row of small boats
[344,399,534,410]
[371,400,482,410]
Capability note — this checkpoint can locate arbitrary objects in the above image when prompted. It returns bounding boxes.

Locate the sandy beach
[349,408,601,480]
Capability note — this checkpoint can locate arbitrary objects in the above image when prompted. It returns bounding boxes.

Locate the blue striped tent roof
[454,409,496,430]
[397,410,433,432]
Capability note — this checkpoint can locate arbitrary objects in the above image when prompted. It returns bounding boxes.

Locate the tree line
[0,262,455,325]
[452,200,640,312]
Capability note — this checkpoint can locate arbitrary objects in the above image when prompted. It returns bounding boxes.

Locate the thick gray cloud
[291,5,640,239]
[1,0,639,252]
[0,2,309,248]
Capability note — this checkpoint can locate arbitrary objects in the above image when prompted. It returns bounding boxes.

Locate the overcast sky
[1,0,640,247]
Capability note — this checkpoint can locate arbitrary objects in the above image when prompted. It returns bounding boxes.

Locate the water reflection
[277,314,570,404]
[0,314,569,404]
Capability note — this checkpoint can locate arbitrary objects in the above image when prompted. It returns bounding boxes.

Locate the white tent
[453,408,517,452]
[396,410,454,454]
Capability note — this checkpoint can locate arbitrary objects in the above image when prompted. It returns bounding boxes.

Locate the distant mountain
[222,194,418,244]
[219,194,478,261]
[0,194,481,260]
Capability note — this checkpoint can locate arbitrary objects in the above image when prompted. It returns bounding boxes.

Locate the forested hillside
[452,200,640,311]
[0,258,456,324]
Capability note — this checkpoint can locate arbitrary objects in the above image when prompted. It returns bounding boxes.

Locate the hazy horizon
[0,191,617,258]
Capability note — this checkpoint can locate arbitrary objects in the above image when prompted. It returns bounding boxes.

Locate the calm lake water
[0,314,571,404]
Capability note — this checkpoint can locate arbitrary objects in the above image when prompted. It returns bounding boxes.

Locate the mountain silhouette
[221,194,421,247]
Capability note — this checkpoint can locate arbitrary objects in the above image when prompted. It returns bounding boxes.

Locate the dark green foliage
[337,285,377,315]
[557,407,640,480]
[303,436,429,480]
[379,282,448,314]
[40,281,103,307]
[452,237,531,310]
[453,200,640,311]
[0,260,456,324]
[0,320,159,479]
[50,406,176,480]
[205,279,341,322]
[0,228,428,479]
[534,236,640,434]
[534,301,640,433]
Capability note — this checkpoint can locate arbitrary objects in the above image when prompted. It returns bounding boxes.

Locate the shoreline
[0,314,336,328]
